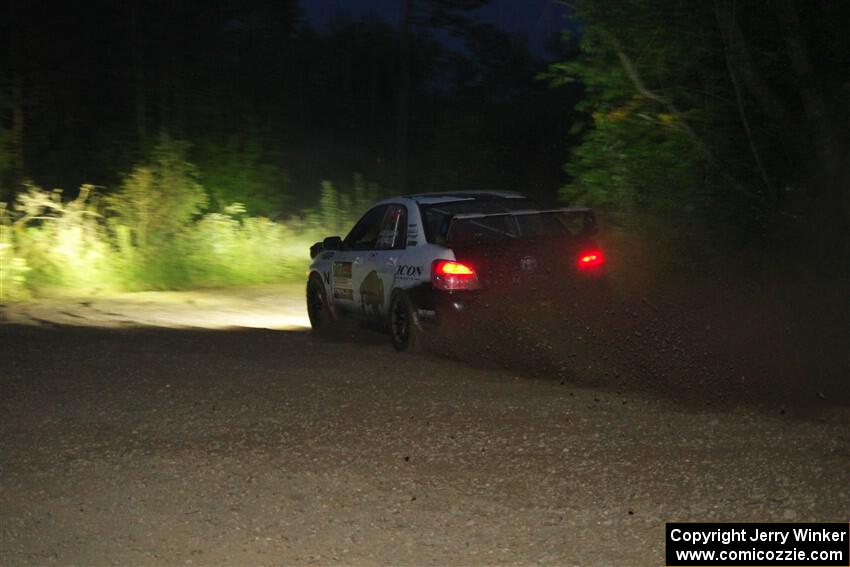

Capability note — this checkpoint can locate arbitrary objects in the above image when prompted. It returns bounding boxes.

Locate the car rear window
[447,212,570,245]
[419,199,577,245]
[420,199,538,245]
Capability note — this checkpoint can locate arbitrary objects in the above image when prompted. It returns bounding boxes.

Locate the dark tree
[549,0,850,263]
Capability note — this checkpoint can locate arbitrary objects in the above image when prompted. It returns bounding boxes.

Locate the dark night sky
[300,0,570,54]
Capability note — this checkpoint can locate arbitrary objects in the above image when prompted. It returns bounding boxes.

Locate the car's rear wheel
[306,275,335,334]
[389,291,422,353]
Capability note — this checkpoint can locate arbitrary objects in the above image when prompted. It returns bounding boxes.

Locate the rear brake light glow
[432,260,480,291]
[577,249,605,269]
[436,261,474,276]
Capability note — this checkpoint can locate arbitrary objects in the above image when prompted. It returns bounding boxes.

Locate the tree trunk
[131,0,147,145]
[777,0,848,247]
[714,0,775,203]
[777,0,841,174]
[395,0,413,193]
[713,0,794,135]
[171,0,185,138]
[9,0,25,181]
[369,33,379,149]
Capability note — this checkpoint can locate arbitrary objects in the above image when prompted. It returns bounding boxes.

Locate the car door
[355,204,407,319]
[334,205,388,313]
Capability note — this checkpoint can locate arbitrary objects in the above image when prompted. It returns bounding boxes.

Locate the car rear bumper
[405,284,478,328]
[408,276,608,332]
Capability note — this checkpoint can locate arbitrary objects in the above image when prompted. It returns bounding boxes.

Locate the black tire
[389,291,423,353]
[306,275,335,334]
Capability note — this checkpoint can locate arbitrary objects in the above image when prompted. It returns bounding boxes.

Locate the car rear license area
[446,210,605,291]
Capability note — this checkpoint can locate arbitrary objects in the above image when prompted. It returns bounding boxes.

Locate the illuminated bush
[182,204,311,285]
[0,203,31,300]
[106,137,208,289]
[0,138,381,298]
[0,186,315,296]
[109,137,207,244]
[197,134,290,216]
[307,174,378,236]
[5,184,118,294]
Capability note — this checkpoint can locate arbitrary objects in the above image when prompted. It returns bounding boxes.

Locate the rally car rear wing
[448,207,597,238]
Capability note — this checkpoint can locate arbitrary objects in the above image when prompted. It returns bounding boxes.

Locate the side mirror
[309,236,343,259]
[323,236,343,250]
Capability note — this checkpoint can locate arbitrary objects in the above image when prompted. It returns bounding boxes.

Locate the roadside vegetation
[545,0,849,284]
[0,137,377,300]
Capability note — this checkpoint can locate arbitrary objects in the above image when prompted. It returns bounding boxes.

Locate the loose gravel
[1,321,848,566]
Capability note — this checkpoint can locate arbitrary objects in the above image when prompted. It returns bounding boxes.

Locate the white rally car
[306,191,605,351]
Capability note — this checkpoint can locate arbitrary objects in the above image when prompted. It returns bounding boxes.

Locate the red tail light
[432,260,480,291]
[577,249,605,269]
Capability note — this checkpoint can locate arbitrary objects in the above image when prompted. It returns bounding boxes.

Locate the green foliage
[105,137,208,289]
[551,0,850,264]
[108,136,207,248]
[1,184,323,296]
[181,204,311,286]
[196,133,290,216]
[548,0,750,257]
[0,203,30,300]
[8,184,118,293]
[0,143,376,297]
[564,106,706,219]
[308,174,379,237]
[0,135,385,297]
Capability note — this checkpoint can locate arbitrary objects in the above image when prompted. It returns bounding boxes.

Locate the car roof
[396,191,529,206]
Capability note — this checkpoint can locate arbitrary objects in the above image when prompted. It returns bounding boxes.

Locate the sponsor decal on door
[332,262,353,300]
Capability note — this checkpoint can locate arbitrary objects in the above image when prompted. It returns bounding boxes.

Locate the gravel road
[1,316,848,566]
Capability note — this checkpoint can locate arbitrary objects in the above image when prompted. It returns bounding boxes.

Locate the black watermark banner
[666,523,850,566]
